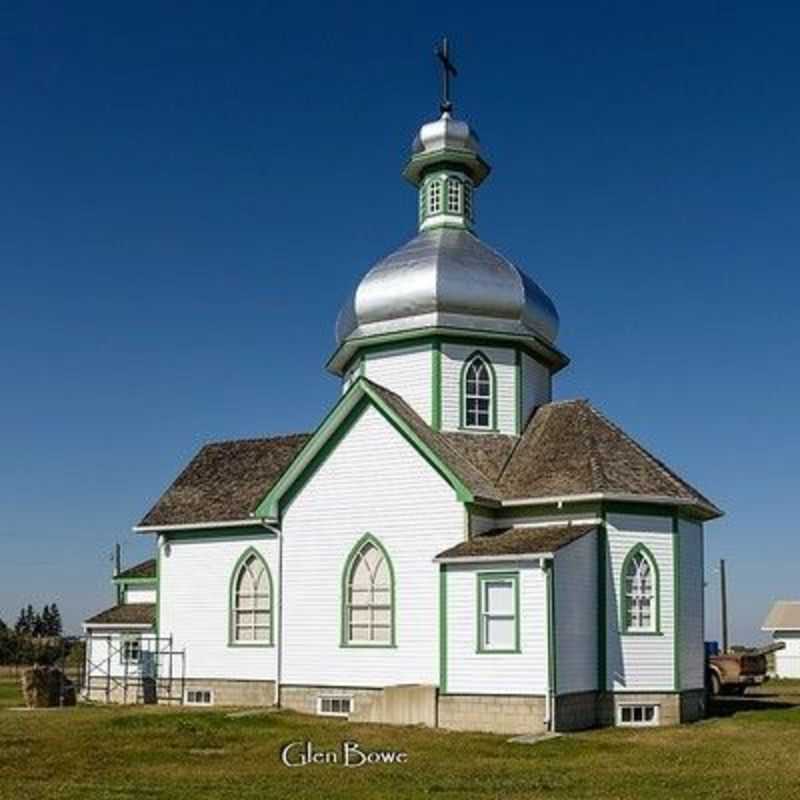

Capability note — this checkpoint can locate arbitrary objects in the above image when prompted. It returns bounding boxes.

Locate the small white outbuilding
[762,602,800,678]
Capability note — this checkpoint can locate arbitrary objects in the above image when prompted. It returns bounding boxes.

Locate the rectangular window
[120,638,140,665]
[446,178,462,213]
[317,696,353,717]
[428,181,442,215]
[617,704,659,727]
[477,573,520,653]
[185,689,214,706]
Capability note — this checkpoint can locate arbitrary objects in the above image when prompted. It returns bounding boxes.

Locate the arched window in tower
[428,179,442,215]
[230,550,273,644]
[622,546,659,633]
[462,353,494,429]
[343,536,394,646]
[446,177,462,214]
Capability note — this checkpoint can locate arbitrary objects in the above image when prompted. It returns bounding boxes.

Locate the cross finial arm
[435,37,458,114]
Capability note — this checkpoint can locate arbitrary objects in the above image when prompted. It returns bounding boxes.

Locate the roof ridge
[579,402,611,491]
[202,432,312,448]
[496,403,553,486]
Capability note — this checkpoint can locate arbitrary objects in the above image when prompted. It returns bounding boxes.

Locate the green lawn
[2,678,800,800]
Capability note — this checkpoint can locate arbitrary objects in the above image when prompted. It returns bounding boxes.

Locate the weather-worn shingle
[437,524,597,559]
[116,559,156,580]
[84,604,155,626]
[138,434,311,527]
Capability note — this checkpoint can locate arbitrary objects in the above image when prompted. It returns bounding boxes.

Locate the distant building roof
[115,559,156,580]
[436,524,597,561]
[84,604,155,627]
[762,601,800,631]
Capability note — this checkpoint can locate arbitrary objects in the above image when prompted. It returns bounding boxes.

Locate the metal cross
[435,37,458,114]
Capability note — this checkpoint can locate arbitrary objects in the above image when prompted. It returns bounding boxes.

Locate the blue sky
[1,2,797,643]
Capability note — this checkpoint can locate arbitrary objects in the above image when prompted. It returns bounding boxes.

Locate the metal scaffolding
[82,633,186,705]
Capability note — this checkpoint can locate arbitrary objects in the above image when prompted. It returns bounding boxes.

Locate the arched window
[622,546,659,633]
[230,549,273,645]
[462,353,495,429]
[342,535,395,646]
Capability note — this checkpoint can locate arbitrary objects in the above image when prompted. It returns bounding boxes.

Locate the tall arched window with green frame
[461,351,496,430]
[229,548,273,646]
[621,544,660,634]
[341,534,396,647]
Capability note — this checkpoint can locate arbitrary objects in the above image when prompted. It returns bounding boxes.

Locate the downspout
[261,521,282,708]
[544,557,557,732]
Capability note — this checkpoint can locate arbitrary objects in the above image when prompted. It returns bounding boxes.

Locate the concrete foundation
[438,694,547,735]
[350,684,437,726]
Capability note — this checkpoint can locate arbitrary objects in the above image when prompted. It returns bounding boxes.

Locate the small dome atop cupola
[328,39,568,379]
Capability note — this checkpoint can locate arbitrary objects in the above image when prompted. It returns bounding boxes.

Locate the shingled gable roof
[115,559,156,580]
[137,434,311,528]
[436,524,597,560]
[135,382,720,529]
[84,603,155,627]
[492,399,721,516]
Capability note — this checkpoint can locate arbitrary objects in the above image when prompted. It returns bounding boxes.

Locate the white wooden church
[84,61,722,733]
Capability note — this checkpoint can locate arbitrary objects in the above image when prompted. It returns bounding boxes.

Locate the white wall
[774,632,800,678]
[444,561,549,694]
[362,344,433,424]
[605,513,675,692]
[521,352,551,427]
[159,534,278,681]
[555,530,598,695]
[125,586,157,604]
[85,631,158,680]
[440,343,516,434]
[281,403,464,688]
[678,518,705,690]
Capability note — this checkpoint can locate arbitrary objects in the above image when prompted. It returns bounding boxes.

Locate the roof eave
[495,492,722,521]
[435,552,554,564]
[133,517,278,534]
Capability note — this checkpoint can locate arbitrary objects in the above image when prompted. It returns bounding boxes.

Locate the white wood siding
[774,632,800,678]
[85,632,158,680]
[521,353,551,426]
[605,513,675,691]
[678,518,705,689]
[554,530,598,695]
[159,535,278,680]
[440,343,516,434]
[362,345,432,424]
[125,586,157,604]
[445,561,548,694]
[281,403,464,688]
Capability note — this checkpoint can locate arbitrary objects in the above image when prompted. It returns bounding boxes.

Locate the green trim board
[155,542,161,636]
[514,348,522,435]
[112,577,156,585]
[431,341,442,431]
[673,514,682,691]
[329,326,568,378]
[619,543,662,636]
[340,533,397,649]
[459,350,498,431]
[544,560,557,695]
[158,526,269,542]
[597,508,607,691]
[439,565,448,693]
[475,571,521,654]
[254,378,476,519]
[227,546,275,648]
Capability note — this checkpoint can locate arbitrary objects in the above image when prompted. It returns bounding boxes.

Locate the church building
[84,52,722,733]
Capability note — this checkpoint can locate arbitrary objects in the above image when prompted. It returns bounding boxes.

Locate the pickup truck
[707,642,785,696]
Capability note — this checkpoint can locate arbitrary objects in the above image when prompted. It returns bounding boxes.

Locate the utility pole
[720,558,729,653]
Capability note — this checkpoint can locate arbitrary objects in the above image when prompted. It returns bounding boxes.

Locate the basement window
[617,704,659,727]
[317,696,353,717]
[185,689,214,706]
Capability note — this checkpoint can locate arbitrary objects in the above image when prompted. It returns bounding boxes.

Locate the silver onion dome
[412,112,480,157]
[335,227,560,345]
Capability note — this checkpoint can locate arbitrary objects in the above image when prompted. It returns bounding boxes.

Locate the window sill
[227,642,275,648]
[476,648,522,655]
[620,631,663,637]
[457,426,500,434]
[339,643,397,649]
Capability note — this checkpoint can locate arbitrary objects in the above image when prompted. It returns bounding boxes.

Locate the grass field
[2,678,800,800]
